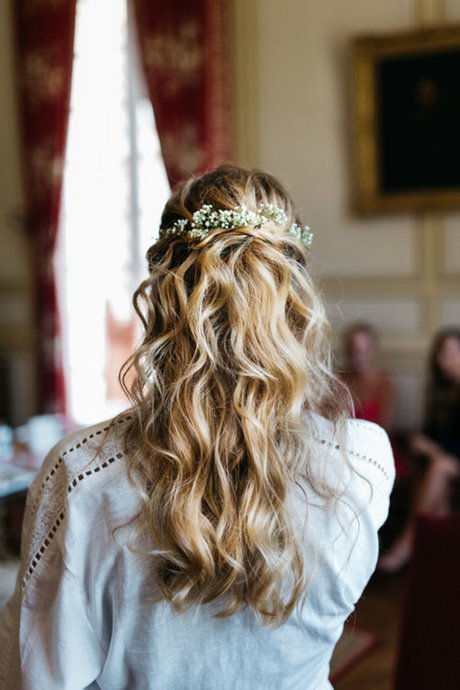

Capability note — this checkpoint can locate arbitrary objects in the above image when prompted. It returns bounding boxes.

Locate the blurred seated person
[341,323,410,492]
[341,322,394,431]
[379,327,460,572]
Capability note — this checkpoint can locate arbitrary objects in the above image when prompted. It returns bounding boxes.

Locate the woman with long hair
[0,165,394,689]
[379,327,460,573]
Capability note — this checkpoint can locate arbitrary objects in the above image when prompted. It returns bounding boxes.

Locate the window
[58,0,169,425]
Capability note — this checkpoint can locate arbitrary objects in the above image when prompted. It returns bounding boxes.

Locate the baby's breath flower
[289,223,313,248]
[159,204,313,248]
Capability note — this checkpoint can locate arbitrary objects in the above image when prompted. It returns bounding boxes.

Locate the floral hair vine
[159,204,313,248]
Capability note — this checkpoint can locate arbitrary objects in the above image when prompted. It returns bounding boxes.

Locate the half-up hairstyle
[121,165,347,625]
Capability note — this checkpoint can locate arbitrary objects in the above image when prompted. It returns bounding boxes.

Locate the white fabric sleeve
[345,419,396,532]
[0,444,105,690]
[307,414,396,532]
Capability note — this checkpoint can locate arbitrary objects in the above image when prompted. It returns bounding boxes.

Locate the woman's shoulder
[347,420,394,497]
[22,414,133,581]
[29,414,132,500]
[346,418,394,473]
[304,411,395,487]
[304,409,390,444]
[52,413,131,458]
[303,412,395,533]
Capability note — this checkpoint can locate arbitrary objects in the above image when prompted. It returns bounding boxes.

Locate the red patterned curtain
[132,0,231,186]
[14,0,77,413]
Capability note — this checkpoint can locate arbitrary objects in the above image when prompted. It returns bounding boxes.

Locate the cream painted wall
[233,0,460,429]
[0,0,36,424]
[255,0,416,278]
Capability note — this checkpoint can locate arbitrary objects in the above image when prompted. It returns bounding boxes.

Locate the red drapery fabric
[14,0,77,413]
[132,0,231,187]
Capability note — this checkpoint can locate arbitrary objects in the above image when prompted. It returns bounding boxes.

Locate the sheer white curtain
[59,0,169,425]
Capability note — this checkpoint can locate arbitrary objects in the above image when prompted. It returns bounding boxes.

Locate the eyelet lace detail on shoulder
[21,415,131,589]
[310,434,392,483]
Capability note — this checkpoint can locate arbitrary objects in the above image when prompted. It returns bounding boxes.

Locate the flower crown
[159,204,313,248]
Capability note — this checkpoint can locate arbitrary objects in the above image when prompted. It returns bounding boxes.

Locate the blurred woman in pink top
[341,323,394,431]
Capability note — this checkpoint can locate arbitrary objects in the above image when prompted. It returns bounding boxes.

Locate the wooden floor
[335,571,407,690]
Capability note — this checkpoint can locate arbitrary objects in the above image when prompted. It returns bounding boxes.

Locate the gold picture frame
[352,24,460,214]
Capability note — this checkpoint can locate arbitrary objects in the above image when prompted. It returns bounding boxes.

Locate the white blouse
[0,412,394,690]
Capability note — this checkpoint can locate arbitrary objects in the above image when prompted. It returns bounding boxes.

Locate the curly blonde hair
[121,165,347,625]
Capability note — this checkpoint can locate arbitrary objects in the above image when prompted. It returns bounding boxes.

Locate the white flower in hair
[289,223,314,248]
[159,203,313,248]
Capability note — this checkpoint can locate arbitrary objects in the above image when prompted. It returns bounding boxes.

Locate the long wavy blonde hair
[121,165,347,625]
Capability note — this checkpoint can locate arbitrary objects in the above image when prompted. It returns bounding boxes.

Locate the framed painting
[352,24,460,214]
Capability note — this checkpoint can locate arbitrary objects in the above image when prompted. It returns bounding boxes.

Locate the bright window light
[59,0,169,425]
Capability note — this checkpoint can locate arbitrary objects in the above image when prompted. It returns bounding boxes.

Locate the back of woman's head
[122,165,346,625]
